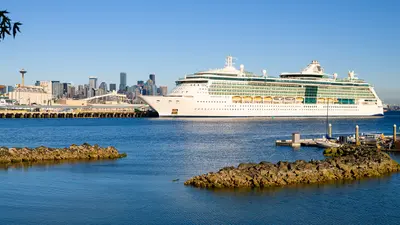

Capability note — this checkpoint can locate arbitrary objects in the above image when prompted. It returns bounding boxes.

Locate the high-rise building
[149,74,156,85]
[159,86,168,96]
[143,79,157,96]
[62,83,71,96]
[89,77,97,90]
[119,72,127,92]
[109,83,116,92]
[83,84,89,98]
[89,77,98,97]
[99,82,108,92]
[77,85,84,98]
[67,85,75,99]
[51,81,63,99]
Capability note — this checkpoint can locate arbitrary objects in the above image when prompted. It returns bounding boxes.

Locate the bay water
[0,112,399,224]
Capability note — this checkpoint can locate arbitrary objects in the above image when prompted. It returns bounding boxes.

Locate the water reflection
[0,158,120,171]
[187,174,395,197]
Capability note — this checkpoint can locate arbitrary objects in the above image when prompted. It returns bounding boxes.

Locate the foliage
[0,10,22,41]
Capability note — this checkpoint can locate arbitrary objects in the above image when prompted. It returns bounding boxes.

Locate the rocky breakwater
[184,145,400,189]
[0,143,127,164]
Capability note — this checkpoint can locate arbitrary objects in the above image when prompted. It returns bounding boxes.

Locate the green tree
[0,10,22,41]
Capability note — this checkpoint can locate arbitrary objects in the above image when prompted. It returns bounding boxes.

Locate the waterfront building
[140,56,383,117]
[109,83,116,92]
[35,81,40,86]
[8,85,52,105]
[119,72,127,92]
[137,80,144,87]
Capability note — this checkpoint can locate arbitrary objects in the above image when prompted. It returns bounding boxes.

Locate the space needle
[19,68,27,87]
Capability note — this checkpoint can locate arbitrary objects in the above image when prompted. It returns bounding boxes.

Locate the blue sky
[1,0,399,103]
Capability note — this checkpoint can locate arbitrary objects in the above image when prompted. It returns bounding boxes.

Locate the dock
[275,138,323,147]
[0,109,158,118]
[276,124,400,150]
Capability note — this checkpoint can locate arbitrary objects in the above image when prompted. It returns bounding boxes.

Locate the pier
[276,124,400,150]
[0,109,158,118]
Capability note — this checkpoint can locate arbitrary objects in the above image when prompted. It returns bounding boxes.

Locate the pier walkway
[0,110,158,118]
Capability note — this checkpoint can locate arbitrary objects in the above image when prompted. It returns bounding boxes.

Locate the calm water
[1,112,400,225]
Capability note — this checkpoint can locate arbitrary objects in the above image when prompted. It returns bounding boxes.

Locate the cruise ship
[139,56,383,117]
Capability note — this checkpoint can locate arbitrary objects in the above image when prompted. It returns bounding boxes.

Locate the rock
[185,145,400,189]
[0,144,127,165]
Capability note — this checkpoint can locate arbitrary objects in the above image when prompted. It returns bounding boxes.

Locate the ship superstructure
[139,56,383,117]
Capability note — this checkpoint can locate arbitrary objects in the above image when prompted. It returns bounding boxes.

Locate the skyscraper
[149,74,156,85]
[89,76,98,97]
[119,72,127,92]
[109,83,116,92]
[62,83,70,95]
[89,77,97,90]
[51,81,63,99]
[99,82,108,92]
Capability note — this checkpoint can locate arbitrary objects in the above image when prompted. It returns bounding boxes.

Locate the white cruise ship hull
[140,95,384,117]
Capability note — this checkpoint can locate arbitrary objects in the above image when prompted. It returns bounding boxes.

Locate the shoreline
[0,143,127,165]
[185,145,400,189]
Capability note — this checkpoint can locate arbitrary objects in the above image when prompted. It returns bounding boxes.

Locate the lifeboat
[253,96,263,103]
[326,98,335,103]
[243,96,253,103]
[273,97,283,103]
[284,97,295,103]
[263,96,272,102]
[232,96,242,103]
[295,97,304,103]
[317,98,326,103]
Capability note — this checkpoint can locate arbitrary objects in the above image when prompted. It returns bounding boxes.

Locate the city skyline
[1,1,400,103]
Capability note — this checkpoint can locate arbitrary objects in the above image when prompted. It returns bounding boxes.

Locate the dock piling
[328,123,332,138]
[355,125,360,146]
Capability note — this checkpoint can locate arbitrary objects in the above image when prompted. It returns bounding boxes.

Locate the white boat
[315,140,342,148]
[139,56,384,117]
